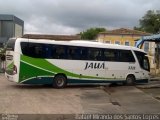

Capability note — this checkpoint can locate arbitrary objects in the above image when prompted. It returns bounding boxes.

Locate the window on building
[135,41,137,46]
[105,41,110,44]
[144,42,149,52]
[115,41,120,45]
[125,41,130,46]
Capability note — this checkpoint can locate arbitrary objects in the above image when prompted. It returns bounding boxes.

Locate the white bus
[5,38,150,88]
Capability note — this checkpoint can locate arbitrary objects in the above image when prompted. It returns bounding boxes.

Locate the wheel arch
[54,73,67,78]
[125,73,136,80]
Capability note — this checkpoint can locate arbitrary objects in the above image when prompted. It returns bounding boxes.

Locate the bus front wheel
[53,74,67,88]
[125,75,135,86]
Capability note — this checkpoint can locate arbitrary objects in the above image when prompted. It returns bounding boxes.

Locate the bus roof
[16,38,145,53]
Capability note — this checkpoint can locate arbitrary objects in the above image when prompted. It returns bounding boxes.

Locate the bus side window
[88,48,94,60]
[95,49,103,61]
[81,47,88,60]
[51,45,58,59]
[119,50,135,62]
[104,49,117,61]
[67,46,74,59]
[30,43,46,58]
[34,46,43,58]
[45,44,51,58]
[88,48,98,60]
[74,47,81,60]
[21,43,46,58]
[57,46,66,59]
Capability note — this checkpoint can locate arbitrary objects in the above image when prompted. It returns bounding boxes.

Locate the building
[22,34,81,41]
[0,14,24,47]
[97,28,150,46]
[136,34,160,75]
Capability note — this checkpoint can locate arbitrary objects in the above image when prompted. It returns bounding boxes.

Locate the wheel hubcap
[57,78,64,86]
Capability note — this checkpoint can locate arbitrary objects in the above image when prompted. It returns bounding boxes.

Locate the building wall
[0,15,24,46]
[15,23,23,37]
[1,21,14,38]
[97,34,141,46]
[0,21,1,36]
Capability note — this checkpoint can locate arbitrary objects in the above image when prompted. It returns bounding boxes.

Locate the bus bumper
[5,73,14,82]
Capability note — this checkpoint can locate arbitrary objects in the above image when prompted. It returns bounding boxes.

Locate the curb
[151,77,160,81]
[155,96,160,100]
[136,84,160,89]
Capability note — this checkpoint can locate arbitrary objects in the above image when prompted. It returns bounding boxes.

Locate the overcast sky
[0,0,159,35]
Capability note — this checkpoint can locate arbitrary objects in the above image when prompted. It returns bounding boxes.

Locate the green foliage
[80,28,106,40]
[134,10,160,34]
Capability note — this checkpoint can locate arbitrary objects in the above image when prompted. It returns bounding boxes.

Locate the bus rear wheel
[125,75,135,86]
[53,74,67,88]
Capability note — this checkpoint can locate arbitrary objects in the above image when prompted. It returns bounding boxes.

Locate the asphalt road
[0,73,160,115]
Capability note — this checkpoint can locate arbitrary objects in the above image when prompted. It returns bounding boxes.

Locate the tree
[80,28,106,40]
[134,10,160,34]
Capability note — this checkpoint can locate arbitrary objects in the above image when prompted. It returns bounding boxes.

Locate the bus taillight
[13,65,17,74]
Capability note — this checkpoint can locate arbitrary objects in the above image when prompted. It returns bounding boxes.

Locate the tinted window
[21,42,50,58]
[21,42,136,63]
[88,48,102,61]
[66,46,81,60]
[134,51,150,71]
[103,49,135,62]
[119,50,135,62]
[50,45,67,59]
[104,49,118,61]
[80,47,88,60]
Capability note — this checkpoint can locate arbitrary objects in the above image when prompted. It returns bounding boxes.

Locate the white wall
[15,24,23,37]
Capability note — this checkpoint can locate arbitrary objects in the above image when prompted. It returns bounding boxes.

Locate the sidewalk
[136,76,160,89]
[136,83,160,89]
[151,76,160,81]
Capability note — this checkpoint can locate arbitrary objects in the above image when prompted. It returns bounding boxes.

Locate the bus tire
[125,75,135,86]
[53,74,67,88]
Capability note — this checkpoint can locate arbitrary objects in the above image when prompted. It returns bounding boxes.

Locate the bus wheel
[53,74,67,88]
[125,75,135,86]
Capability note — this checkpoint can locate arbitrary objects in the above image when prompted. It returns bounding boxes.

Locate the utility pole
[155,41,160,74]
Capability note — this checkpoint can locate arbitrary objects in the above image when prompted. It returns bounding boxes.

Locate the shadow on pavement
[11,84,102,90]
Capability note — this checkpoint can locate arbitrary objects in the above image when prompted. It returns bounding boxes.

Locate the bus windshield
[134,51,150,71]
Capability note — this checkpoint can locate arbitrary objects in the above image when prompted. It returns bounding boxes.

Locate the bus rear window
[6,39,16,51]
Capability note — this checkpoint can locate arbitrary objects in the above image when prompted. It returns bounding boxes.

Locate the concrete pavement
[0,73,160,114]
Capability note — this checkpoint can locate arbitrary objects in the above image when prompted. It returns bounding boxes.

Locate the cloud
[0,0,160,34]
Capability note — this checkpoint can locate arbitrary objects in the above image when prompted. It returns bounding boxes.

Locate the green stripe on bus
[19,61,55,82]
[20,55,115,82]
